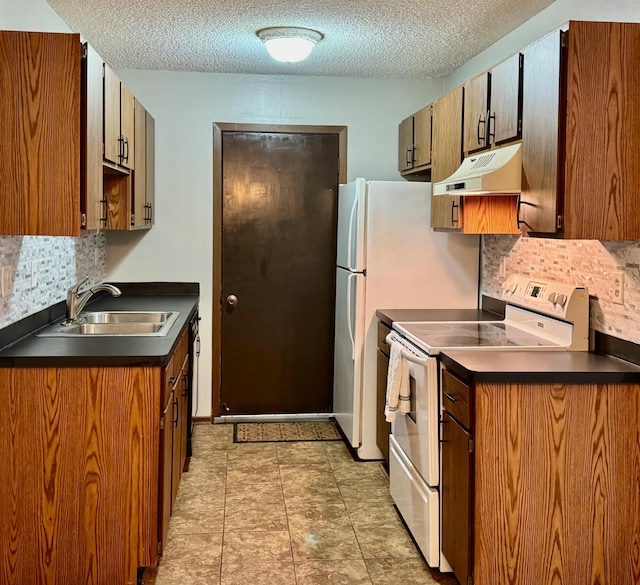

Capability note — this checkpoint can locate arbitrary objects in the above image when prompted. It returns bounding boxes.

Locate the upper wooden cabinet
[431,87,463,231]
[104,64,135,170]
[398,104,432,174]
[520,21,640,240]
[463,53,523,154]
[0,31,83,236]
[132,100,155,229]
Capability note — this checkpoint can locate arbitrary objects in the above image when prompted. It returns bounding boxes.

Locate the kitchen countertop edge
[0,282,199,368]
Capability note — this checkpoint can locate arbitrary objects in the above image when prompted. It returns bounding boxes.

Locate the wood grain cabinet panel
[439,367,640,585]
[398,115,414,172]
[521,21,640,240]
[0,31,81,236]
[431,87,463,230]
[133,100,155,228]
[398,105,432,175]
[463,73,490,153]
[103,63,135,170]
[488,53,522,145]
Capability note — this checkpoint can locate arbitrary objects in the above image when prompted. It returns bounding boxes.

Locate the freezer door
[336,178,366,272]
[333,267,366,447]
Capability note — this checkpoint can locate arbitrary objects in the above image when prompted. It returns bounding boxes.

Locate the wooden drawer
[377,320,392,354]
[442,368,471,429]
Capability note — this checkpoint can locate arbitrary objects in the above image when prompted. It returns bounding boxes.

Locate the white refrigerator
[333,178,480,459]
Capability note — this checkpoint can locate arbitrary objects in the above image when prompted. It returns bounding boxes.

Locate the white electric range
[384,274,589,571]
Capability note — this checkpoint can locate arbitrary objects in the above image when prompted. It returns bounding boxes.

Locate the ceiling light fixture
[257,27,323,63]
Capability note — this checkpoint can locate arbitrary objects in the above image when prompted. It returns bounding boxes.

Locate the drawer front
[441,368,471,428]
[377,320,391,354]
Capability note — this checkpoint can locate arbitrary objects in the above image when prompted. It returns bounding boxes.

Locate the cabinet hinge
[80,213,87,227]
[469,438,474,454]
[131,214,135,226]
[157,541,162,555]
[468,576,473,585]
[560,30,568,49]
[81,43,88,59]
[160,417,165,430]
[556,214,563,230]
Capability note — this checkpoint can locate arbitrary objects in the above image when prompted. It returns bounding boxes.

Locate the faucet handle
[68,276,89,295]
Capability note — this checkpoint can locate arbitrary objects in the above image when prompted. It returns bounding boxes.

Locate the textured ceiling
[47,0,554,78]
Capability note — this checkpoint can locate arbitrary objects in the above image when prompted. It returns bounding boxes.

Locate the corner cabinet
[520,21,640,240]
[398,104,432,175]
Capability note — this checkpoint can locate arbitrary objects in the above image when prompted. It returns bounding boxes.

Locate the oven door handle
[385,333,429,366]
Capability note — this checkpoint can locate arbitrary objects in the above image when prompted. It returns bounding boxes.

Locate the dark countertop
[0,283,199,368]
[440,350,640,384]
[376,308,501,328]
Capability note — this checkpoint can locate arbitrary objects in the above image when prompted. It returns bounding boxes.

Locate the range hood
[433,143,522,196]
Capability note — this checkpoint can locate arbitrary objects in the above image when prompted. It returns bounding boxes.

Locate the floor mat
[233,420,343,443]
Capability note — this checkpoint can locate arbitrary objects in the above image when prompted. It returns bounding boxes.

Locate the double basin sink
[37,311,180,337]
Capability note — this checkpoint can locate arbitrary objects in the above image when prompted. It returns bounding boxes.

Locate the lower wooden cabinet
[0,326,192,583]
[376,320,392,463]
[440,365,640,585]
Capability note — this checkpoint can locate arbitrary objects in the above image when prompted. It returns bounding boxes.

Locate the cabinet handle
[488,110,496,144]
[443,391,458,403]
[172,399,178,427]
[477,114,486,144]
[406,147,413,167]
[451,201,459,226]
[123,137,129,163]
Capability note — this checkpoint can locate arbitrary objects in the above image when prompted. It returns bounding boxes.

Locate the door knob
[226,294,238,306]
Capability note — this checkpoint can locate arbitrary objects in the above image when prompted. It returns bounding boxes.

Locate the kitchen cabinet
[104,89,155,231]
[439,362,640,585]
[462,53,522,154]
[520,21,640,239]
[0,31,104,236]
[104,63,135,170]
[376,320,392,463]
[0,324,193,583]
[430,87,463,230]
[398,104,432,175]
[132,100,156,228]
[440,369,472,585]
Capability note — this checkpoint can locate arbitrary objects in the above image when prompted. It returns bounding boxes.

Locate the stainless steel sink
[36,311,180,337]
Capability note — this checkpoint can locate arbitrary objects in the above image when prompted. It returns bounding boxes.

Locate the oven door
[390,353,439,487]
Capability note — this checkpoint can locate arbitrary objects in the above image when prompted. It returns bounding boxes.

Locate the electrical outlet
[612,271,624,305]
[1,266,14,298]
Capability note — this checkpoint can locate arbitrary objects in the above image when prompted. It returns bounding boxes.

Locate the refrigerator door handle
[347,273,356,360]
[346,194,359,271]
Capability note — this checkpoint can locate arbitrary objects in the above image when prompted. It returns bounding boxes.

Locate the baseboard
[192,416,212,424]
[213,413,333,424]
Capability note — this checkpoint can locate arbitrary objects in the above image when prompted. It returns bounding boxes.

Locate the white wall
[107,69,442,418]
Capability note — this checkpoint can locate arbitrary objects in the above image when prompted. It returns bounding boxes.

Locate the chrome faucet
[64,277,122,324]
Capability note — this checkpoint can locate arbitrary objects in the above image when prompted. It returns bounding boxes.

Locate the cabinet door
[413,104,432,168]
[431,87,463,230]
[145,111,156,226]
[82,43,105,231]
[103,64,121,166]
[398,115,414,172]
[158,393,174,555]
[171,386,181,509]
[133,100,147,228]
[120,81,135,169]
[519,29,564,235]
[489,53,522,145]
[0,31,81,236]
[376,348,390,462]
[441,411,472,585]
[463,73,489,153]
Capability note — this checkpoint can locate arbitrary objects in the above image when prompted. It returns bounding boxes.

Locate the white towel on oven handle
[384,340,410,422]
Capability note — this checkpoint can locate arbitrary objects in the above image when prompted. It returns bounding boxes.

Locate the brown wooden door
[463,72,490,153]
[412,104,432,168]
[489,53,522,146]
[220,131,339,415]
[398,115,414,171]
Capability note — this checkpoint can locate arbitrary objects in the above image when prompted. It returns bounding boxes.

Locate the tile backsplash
[482,235,640,344]
[0,233,106,330]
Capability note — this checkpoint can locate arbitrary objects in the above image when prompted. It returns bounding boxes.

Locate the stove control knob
[548,292,557,304]
[556,293,567,307]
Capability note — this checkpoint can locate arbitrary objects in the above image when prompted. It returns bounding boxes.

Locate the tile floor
[143,423,459,585]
